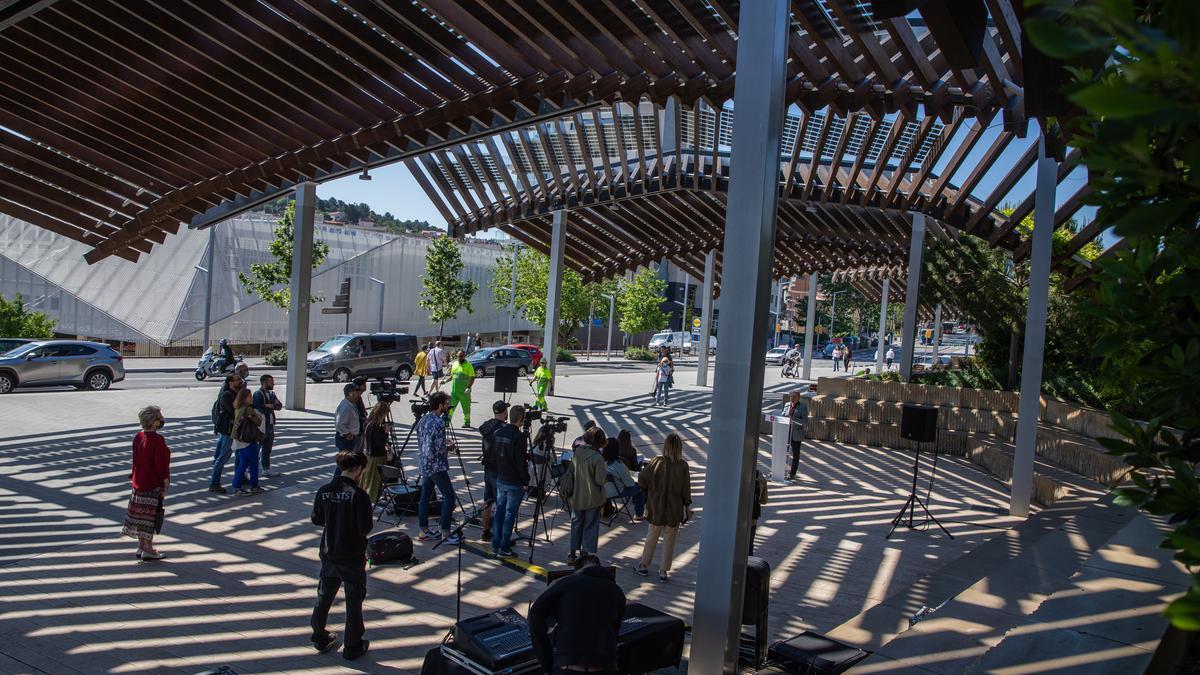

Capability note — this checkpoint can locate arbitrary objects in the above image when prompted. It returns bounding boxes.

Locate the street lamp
[507,243,522,343]
[601,293,616,361]
[368,277,385,333]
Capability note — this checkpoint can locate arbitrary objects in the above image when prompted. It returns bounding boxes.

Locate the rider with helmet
[216,339,235,374]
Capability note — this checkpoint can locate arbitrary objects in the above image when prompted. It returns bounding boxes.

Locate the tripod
[517,428,556,564]
[886,441,953,539]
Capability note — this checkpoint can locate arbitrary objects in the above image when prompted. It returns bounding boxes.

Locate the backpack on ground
[367,532,413,566]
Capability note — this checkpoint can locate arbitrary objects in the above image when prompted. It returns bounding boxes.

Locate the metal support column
[691,1,788,671]
[285,182,316,410]
[772,280,783,346]
[876,278,890,373]
[369,277,385,333]
[696,249,716,386]
[507,244,520,343]
[543,210,567,395]
[899,213,926,380]
[201,226,215,351]
[802,272,817,380]
[932,303,943,365]
[605,294,615,361]
[1011,138,1058,517]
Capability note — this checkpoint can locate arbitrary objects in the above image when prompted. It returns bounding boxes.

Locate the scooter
[194,347,244,381]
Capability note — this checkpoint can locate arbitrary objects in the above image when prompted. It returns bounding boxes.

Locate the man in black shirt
[529,554,626,673]
[490,405,529,557]
[310,451,374,660]
[477,401,509,542]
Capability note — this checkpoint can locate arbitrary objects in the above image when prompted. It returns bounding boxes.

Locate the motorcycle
[194,347,244,381]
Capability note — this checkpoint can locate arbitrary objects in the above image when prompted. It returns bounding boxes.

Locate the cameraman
[491,405,529,558]
[416,392,460,543]
[477,401,510,542]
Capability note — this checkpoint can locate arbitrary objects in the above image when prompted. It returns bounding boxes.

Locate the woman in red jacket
[122,405,171,561]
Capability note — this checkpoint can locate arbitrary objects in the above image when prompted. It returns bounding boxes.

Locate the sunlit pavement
[0,362,1170,673]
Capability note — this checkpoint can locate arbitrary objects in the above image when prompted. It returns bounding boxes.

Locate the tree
[238,201,331,311]
[0,293,56,338]
[616,267,670,336]
[421,235,478,337]
[489,246,617,342]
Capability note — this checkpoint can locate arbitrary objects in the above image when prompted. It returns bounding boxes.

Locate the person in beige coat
[634,433,691,582]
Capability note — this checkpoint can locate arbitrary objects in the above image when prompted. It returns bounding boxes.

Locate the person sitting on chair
[603,439,644,520]
[528,554,626,674]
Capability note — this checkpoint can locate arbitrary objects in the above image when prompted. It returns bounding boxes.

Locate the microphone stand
[433,497,494,628]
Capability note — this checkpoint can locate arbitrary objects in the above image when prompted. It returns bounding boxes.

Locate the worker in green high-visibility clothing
[444,350,475,428]
[529,360,552,411]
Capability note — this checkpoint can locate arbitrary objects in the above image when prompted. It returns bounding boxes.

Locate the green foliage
[0,293,56,339]
[616,268,670,336]
[914,361,1004,391]
[265,196,435,234]
[1028,0,1200,630]
[555,346,576,363]
[420,235,478,337]
[263,348,288,367]
[490,246,617,342]
[623,346,658,362]
[238,201,331,311]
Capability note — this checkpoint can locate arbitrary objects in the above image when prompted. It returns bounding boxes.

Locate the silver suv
[0,340,126,393]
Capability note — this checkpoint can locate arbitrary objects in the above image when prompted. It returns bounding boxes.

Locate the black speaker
[900,404,938,443]
[741,556,770,625]
[768,631,869,673]
[494,366,518,393]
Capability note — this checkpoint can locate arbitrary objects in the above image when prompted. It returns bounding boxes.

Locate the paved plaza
[0,361,1180,673]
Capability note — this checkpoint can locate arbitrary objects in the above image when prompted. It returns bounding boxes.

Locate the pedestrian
[477,400,510,542]
[208,373,243,493]
[528,554,626,674]
[603,439,645,519]
[491,405,529,557]
[352,377,369,444]
[466,333,475,353]
[832,344,842,372]
[253,373,283,478]
[567,426,608,564]
[231,387,264,496]
[571,420,596,451]
[445,350,475,429]
[653,357,673,406]
[843,345,852,372]
[634,432,691,582]
[413,344,430,395]
[529,360,552,411]
[785,390,808,481]
[428,340,446,392]
[885,346,896,371]
[360,400,393,502]
[617,428,640,471]
[310,451,374,660]
[416,392,461,543]
[122,405,170,561]
[475,333,483,349]
[750,469,768,556]
[335,383,362,454]
[235,361,250,382]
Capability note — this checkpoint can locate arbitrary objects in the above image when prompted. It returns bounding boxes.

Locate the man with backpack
[208,373,243,494]
[477,400,510,542]
[310,451,374,661]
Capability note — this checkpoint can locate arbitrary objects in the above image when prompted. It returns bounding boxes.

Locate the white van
[648,331,717,354]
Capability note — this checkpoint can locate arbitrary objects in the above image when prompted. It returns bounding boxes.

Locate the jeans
[311,560,366,652]
[419,470,455,533]
[569,507,600,556]
[260,428,275,470]
[209,433,233,487]
[654,381,670,405]
[620,486,646,518]
[232,443,260,490]
[639,523,680,573]
[832,356,840,372]
[414,375,427,395]
[492,479,524,552]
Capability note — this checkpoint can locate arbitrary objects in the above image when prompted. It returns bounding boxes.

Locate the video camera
[369,377,409,404]
[411,395,432,418]
[539,415,569,434]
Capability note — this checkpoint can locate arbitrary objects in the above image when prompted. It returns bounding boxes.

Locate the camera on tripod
[369,377,409,403]
[540,415,568,433]
[411,395,431,418]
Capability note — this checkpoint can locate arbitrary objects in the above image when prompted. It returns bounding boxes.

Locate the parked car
[466,347,533,377]
[306,332,418,383]
[0,340,125,393]
[510,343,544,368]
[765,347,789,365]
[0,338,34,355]
[648,331,689,351]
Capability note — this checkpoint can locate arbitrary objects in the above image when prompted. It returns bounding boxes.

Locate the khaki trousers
[639,523,680,573]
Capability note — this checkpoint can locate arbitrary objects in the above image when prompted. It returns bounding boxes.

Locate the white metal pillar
[899,213,926,380]
[605,294,615,361]
[772,280,783,346]
[506,245,519,343]
[802,272,817,380]
[369,277,385,333]
[691,1,788,671]
[201,225,215,351]
[285,182,316,410]
[875,277,890,373]
[932,303,943,365]
[1011,138,1058,517]
[543,210,567,395]
[696,249,716,386]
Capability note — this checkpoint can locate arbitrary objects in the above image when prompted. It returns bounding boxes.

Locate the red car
[509,343,543,368]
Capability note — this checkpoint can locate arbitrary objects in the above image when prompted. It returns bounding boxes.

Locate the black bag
[367,532,413,566]
[235,413,265,444]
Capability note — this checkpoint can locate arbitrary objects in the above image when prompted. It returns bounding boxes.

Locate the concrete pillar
[201,225,215,351]
[899,213,926,380]
[802,272,817,380]
[696,249,716,386]
[1011,137,1057,517]
[285,182,316,410]
[875,277,890,373]
[543,210,567,395]
[691,1,788,671]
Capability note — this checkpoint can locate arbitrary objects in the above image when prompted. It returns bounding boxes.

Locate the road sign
[692,317,701,329]
[321,307,351,314]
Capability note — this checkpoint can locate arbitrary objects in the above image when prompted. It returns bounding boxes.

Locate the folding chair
[603,474,635,526]
[375,465,416,527]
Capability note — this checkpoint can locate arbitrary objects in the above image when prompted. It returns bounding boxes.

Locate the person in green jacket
[529,362,552,411]
[567,426,608,564]
[444,350,475,429]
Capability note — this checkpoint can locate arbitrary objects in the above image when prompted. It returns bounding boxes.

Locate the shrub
[555,347,576,363]
[264,348,288,367]
[624,346,658,361]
